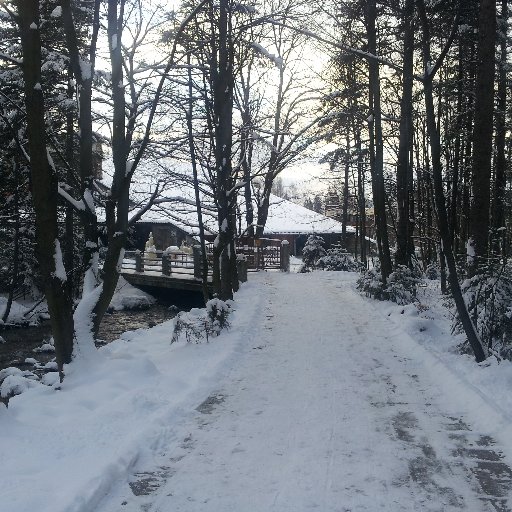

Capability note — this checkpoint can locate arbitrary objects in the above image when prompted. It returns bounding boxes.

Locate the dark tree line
[320,0,511,361]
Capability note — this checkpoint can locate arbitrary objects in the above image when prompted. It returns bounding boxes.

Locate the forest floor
[3,271,512,511]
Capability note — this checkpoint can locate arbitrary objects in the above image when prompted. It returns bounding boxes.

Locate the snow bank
[0,280,261,512]
[108,276,156,311]
[362,278,512,454]
[0,297,30,325]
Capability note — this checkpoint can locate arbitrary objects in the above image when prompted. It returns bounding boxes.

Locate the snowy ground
[2,271,512,511]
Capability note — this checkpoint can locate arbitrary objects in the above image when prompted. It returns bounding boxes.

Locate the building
[128,193,359,256]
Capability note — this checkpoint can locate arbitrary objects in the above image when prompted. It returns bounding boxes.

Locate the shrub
[316,246,363,272]
[171,299,233,344]
[206,298,231,334]
[385,265,420,305]
[301,234,326,270]
[457,263,512,359]
[356,265,387,301]
[357,264,420,305]
[425,263,439,280]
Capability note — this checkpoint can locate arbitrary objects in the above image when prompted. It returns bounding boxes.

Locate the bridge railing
[122,238,290,279]
[123,250,198,278]
[204,238,289,272]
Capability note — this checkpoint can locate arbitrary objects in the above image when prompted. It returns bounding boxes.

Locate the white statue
[145,232,157,260]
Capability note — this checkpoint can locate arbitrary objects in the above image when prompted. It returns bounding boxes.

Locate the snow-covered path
[98,272,512,512]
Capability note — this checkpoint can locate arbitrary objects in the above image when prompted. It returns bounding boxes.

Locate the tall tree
[417,0,486,363]
[365,0,392,282]
[467,0,497,272]
[15,0,75,374]
[395,0,415,268]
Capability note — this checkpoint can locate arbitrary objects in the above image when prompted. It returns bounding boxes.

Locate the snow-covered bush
[0,367,40,400]
[356,265,387,300]
[206,298,231,334]
[457,264,512,359]
[316,246,363,272]
[300,234,326,272]
[425,263,439,280]
[385,265,420,305]
[171,299,233,344]
[357,264,420,305]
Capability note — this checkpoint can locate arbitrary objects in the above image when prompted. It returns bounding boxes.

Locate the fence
[122,238,290,278]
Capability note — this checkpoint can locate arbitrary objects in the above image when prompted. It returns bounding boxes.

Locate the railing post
[237,256,248,283]
[193,246,202,279]
[280,240,290,272]
[162,253,171,276]
[135,250,144,273]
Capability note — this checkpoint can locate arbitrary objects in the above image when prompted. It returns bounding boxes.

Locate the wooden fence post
[280,240,290,272]
[162,253,171,276]
[237,256,248,283]
[135,250,143,273]
[193,246,202,279]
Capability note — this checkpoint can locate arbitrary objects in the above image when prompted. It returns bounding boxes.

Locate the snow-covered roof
[263,195,355,235]
[133,192,354,236]
[98,158,354,236]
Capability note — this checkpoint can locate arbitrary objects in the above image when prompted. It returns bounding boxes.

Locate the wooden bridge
[121,239,290,294]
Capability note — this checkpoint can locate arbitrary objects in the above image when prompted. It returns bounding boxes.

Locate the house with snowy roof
[127,192,358,256]
[98,159,361,255]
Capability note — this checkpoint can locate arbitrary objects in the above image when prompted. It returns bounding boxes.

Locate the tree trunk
[2,160,20,324]
[493,0,508,256]
[355,129,367,266]
[187,53,210,304]
[468,0,496,272]
[212,0,236,300]
[417,0,486,362]
[92,0,129,334]
[395,0,415,268]
[341,134,350,248]
[365,0,393,282]
[17,0,75,375]
[64,69,75,300]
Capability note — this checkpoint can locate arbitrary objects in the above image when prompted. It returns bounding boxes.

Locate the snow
[116,248,125,273]
[58,184,86,211]
[0,374,39,398]
[263,193,356,235]
[466,237,475,265]
[0,279,262,512]
[251,42,283,68]
[108,276,155,311]
[33,342,55,354]
[73,284,103,358]
[2,272,512,511]
[125,159,134,177]
[98,160,352,238]
[53,239,67,282]
[0,296,32,324]
[79,59,92,80]
[50,6,62,17]
[83,188,95,213]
